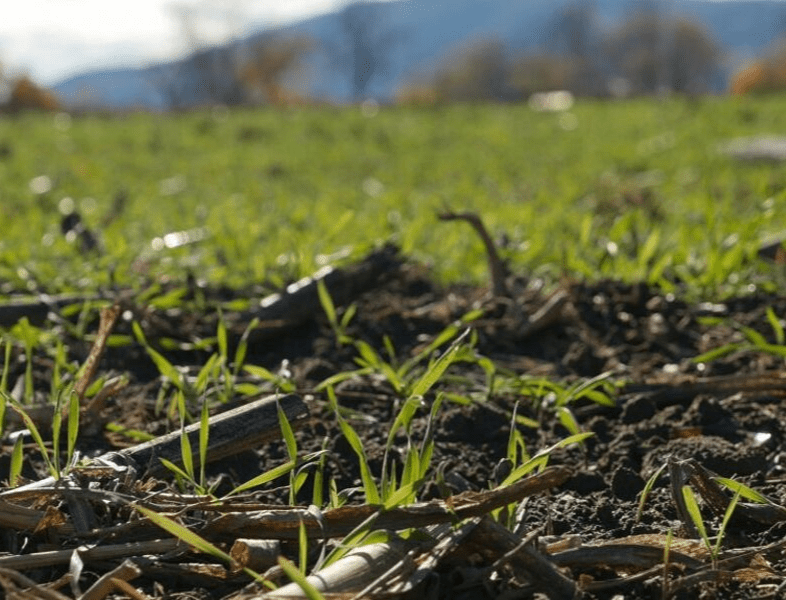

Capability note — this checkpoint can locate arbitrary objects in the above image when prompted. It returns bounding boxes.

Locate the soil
[4,251,786,599]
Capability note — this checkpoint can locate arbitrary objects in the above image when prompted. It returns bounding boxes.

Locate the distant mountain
[52,0,786,109]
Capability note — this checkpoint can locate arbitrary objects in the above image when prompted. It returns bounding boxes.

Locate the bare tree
[605,9,666,94]
[333,1,402,101]
[668,18,721,94]
[147,1,249,109]
[605,8,721,95]
[544,1,606,95]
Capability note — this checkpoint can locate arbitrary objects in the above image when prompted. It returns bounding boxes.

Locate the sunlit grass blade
[637,462,668,521]
[0,339,10,432]
[6,395,56,478]
[159,458,192,482]
[199,397,210,489]
[409,328,469,399]
[714,477,772,504]
[195,353,221,395]
[714,487,742,559]
[312,437,329,508]
[766,307,784,345]
[383,477,425,509]
[51,393,63,477]
[133,322,190,394]
[67,388,80,468]
[278,556,325,600]
[229,459,298,495]
[501,432,593,486]
[327,387,380,504]
[234,317,259,376]
[9,435,24,487]
[691,343,745,363]
[298,519,308,576]
[386,396,422,449]
[681,485,710,550]
[317,279,338,328]
[741,326,768,347]
[216,309,228,360]
[278,397,298,462]
[135,504,259,578]
[176,392,194,482]
[556,406,582,436]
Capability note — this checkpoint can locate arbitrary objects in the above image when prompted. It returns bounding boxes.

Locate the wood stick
[124,393,308,477]
[467,516,577,600]
[0,539,181,570]
[265,538,415,598]
[437,210,509,297]
[205,466,571,540]
[1,393,309,496]
[79,559,143,600]
[240,243,402,328]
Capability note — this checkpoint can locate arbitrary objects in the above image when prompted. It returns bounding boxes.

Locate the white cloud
[0,0,356,84]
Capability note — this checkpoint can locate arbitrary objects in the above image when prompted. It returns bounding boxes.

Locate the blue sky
[1,0,362,84]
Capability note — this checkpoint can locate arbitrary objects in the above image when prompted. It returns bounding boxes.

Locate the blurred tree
[507,53,575,97]
[544,1,606,95]
[729,62,767,95]
[2,76,59,113]
[432,39,515,101]
[668,18,721,94]
[333,1,402,100]
[605,9,666,94]
[149,1,248,108]
[605,9,721,95]
[729,42,786,94]
[238,36,313,105]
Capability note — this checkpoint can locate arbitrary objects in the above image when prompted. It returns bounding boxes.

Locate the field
[3,97,786,599]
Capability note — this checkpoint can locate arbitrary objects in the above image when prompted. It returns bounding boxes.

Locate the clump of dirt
[4,252,786,599]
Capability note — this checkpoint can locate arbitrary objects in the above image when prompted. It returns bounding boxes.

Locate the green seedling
[681,482,742,566]
[0,338,11,433]
[317,278,356,346]
[243,364,296,394]
[500,432,594,487]
[9,435,24,487]
[133,321,194,398]
[4,392,56,478]
[637,462,669,522]
[135,504,271,588]
[327,386,380,504]
[693,309,786,363]
[278,395,310,504]
[278,556,325,600]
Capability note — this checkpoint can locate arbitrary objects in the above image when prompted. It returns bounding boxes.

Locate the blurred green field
[2,96,786,298]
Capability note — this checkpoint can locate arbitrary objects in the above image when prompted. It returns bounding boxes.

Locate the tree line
[401,3,723,103]
[4,0,786,113]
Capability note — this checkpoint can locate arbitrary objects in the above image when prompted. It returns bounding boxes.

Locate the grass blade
[409,328,469,399]
[766,307,785,345]
[637,462,668,521]
[135,504,236,565]
[9,435,24,487]
[229,459,298,495]
[714,477,772,504]
[67,388,80,467]
[681,485,710,550]
[199,396,210,489]
[278,556,325,600]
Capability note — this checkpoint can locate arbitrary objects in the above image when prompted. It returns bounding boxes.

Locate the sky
[0,0,358,85]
